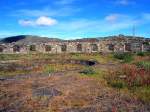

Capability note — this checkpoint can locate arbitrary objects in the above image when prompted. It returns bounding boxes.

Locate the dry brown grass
[1,73,149,112]
[0,53,150,112]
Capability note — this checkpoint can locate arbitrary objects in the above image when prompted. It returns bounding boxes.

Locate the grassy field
[0,52,150,111]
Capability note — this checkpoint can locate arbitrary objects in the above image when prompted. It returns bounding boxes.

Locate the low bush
[80,67,96,75]
[106,64,150,88]
[122,64,150,86]
[137,52,145,56]
[136,61,150,71]
[113,53,133,63]
[109,80,126,89]
[105,64,150,102]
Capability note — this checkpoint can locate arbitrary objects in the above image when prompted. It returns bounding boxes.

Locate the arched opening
[108,44,114,51]
[61,45,67,52]
[30,45,36,51]
[45,45,52,52]
[0,46,3,52]
[77,44,82,51]
[13,45,20,52]
[91,44,98,51]
[125,43,131,51]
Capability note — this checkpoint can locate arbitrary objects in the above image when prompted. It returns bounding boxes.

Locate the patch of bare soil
[0,70,150,112]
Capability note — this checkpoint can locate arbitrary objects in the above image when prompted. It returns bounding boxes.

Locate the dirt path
[0,70,149,112]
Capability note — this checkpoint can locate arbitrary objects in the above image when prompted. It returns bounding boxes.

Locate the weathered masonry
[0,37,150,54]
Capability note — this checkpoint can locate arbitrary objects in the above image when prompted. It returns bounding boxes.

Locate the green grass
[137,52,145,56]
[80,67,96,75]
[0,53,116,64]
[0,70,30,77]
[43,63,85,74]
[43,65,55,74]
[1,53,149,103]
[134,86,150,103]
[0,54,23,60]
[113,53,134,63]
[108,79,127,89]
[136,61,150,71]
[136,51,150,57]
[144,51,150,56]
[0,53,59,61]
[71,53,115,64]
[80,67,106,81]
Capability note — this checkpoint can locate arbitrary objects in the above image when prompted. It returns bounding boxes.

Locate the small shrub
[137,52,145,56]
[80,67,96,75]
[143,42,150,45]
[106,64,150,103]
[110,80,126,89]
[136,61,150,71]
[122,64,150,86]
[106,64,150,87]
[114,53,133,63]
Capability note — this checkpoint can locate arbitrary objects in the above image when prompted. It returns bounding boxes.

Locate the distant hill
[0,34,149,45]
[0,35,62,45]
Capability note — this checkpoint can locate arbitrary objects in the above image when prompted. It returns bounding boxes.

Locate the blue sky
[0,0,150,39]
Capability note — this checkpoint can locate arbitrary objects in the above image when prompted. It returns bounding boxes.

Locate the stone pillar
[141,44,144,52]
[123,44,126,52]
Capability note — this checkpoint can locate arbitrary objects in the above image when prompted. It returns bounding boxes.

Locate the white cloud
[142,13,150,20]
[55,14,137,34]
[19,20,34,26]
[54,0,76,5]
[19,16,57,27]
[18,13,150,38]
[36,16,57,26]
[117,0,129,5]
[13,7,80,17]
[116,0,135,5]
[105,14,120,22]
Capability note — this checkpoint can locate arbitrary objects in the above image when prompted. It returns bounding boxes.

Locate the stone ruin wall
[0,39,150,54]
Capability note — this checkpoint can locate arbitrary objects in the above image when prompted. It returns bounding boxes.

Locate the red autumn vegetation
[121,64,150,87]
